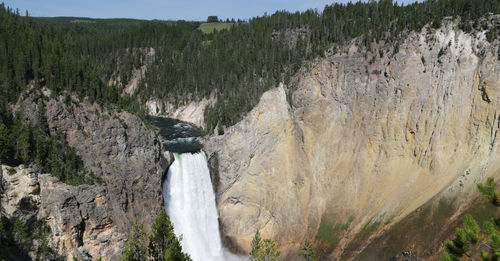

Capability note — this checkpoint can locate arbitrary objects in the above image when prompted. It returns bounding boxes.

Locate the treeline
[0,3,200,113]
[1,0,500,152]
[0,4,197,183]
[2,0,500,133]
[136,0,500,132]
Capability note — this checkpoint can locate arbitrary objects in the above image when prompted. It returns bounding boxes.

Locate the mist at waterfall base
[148,117,244,261]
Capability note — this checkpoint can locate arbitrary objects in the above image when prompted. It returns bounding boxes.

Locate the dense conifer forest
[139,0,500,132]
[1,0,500,182]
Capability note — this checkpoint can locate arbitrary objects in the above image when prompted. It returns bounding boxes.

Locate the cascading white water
[163,152,237,261]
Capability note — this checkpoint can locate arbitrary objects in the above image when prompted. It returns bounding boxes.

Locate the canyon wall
[4,93,169,260]
[205,22,500,259]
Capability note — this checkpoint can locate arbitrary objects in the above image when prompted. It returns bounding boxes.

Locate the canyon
[204,21,500,259]
[2,18,500,260]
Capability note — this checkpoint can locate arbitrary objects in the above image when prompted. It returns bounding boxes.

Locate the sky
[3,0,422,21]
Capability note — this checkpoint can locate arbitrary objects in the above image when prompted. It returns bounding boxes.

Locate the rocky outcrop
[205,21,500,259]
[1,165,44,260]
[1,165,125,260]
[205,84,311,254]
[38,174,125,260]
[1,166,40,223]
[146,97,215,128]
[13,94,169,260]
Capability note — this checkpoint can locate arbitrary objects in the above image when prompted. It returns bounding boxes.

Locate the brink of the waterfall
[147,116,203,153]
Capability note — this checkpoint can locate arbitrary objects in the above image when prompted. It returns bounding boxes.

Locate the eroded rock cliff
[204,21,500,259]
[5,93,169,260]
[146,97,215,128]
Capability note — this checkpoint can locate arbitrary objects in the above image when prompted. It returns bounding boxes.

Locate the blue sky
[3,0,421,21]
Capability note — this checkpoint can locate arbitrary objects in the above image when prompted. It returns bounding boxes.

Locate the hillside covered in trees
[2,0,500,135]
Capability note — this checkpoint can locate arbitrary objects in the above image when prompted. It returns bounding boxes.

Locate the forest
[1,0,500,180]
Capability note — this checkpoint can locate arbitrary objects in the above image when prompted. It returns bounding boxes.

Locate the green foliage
[463,214,480,243]
[438,48,446,57]
[0,112,91,185]
[316,221,339,244]
[432,17,442,29]
[7,167,16,175]
[207,16,219,23]
[298,239,316,261]
[362,217,381,235]
[250,230,263,259]
[316,215,354,244]
[442,177,500,260]
[441,252,456,261]
[148,211,191,261]
[0,215,61,260]
[478,177,499,205]
[0,4,147,114]
[0,123,10,161]
[12,218,29,243]
[0,97,95,185]
[480,250,489,260]
[444,228,469,257]
[1,0,500,135]
[133,0,500,133]
[486,27,497,42]
[122,212,191,261]
[121,221,148,261]
[250,230,281,261]
[490,233,500,251]
[483,220,497,235]
[35,220,58,261]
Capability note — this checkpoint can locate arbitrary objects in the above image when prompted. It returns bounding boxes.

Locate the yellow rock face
[205,26,500,258]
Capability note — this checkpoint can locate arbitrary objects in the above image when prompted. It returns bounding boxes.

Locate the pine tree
[249,230,281,261]
[478,177,499,205]
[463,214,480,243]
[121,221,147,261]
[148,211,191,261]
[298,239,316,261]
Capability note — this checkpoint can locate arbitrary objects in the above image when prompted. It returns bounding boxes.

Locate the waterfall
[163,152,239,261]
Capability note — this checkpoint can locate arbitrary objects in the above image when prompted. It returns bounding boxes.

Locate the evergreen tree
[440,253,455,261]
[121,221,147,261]
[442,178,500,260]
[298,239,316,261]
[463,214,480,243]
[148,211,191,261]
[249,230,281,261]
[477,177,499,205]
[12,218,29,244]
